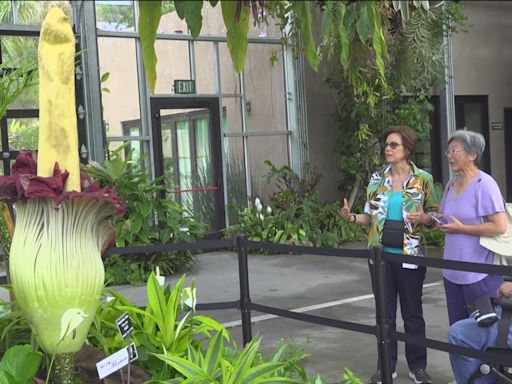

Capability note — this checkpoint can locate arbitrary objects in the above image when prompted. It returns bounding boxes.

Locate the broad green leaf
[221,1,250,73]
[320,1,335,37]
[0,345,42,384]
[173,1,204,38]
[0,370,17,384]
[174,1,186,19]
[356,2,371,41]
[337,3,350,68]
[138,1,162,93]
[291,1,319,71]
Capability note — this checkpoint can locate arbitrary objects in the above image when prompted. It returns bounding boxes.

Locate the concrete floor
[111,245,456,384]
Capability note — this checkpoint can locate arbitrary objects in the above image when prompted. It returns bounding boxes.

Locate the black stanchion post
[236,234,252,345]
[373,246,393,383]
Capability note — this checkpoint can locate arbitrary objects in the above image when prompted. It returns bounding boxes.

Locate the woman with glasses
[341,125,439,384]
[438,130,507,326]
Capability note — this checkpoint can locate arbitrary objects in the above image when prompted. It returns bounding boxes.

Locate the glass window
[219,43,240,95]
[194,41,216,94]
[247,135,289,199]
[95,1,135,32]
[0,1,13,23]
[0,36,39,110]
[5,1,45,25]
[154,40,190,94]
[98,37,141,139]
[150,1,188,35]
[200,2,281,39]
[244,44,286,132]
[7,118,38,151]
[221,98,242,133]
[224,137,247,224]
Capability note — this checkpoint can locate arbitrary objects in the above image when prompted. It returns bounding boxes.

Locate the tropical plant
[85,145,207,285]
[136,1,446,107]
[152,330,300,384]
[0,344,42,384]
[0,300,32,357]
[225,162,365,248]
[89,273,225,380]
[0,7,125,383]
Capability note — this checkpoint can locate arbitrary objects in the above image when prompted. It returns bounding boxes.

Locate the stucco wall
[452,1,512,195]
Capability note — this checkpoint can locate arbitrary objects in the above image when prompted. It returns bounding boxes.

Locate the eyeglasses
[444,148,465,156]
[383,142,403,150]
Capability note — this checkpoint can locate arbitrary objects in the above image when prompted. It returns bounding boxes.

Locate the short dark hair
[382,125,418,159]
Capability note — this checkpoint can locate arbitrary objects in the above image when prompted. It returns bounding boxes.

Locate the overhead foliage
[137,0,434,104]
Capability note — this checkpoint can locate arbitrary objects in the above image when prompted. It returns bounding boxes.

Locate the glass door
[151,97,225,235]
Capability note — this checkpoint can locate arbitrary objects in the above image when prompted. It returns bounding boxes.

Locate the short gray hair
[448,129,486,164]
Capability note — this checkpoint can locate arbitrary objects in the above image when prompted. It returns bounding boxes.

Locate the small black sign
[127,343,138,363]
[115,312,134,339]
[174,79,196,94]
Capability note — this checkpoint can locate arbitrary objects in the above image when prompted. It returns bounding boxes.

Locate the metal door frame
[150,96,226,235]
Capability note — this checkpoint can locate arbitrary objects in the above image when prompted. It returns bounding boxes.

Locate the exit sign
[174,80,196,94]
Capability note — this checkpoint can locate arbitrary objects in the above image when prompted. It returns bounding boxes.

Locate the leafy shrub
[84,145,206,285]
[225,162,365,248]
[89,273,225,380]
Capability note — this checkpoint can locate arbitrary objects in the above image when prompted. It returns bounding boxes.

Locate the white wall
[452,1,512,195]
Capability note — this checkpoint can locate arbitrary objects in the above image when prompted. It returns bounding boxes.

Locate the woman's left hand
[406,209,432,225]
[438,215,465,233]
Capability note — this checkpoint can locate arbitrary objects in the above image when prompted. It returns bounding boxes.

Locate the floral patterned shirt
[364,162,440,256]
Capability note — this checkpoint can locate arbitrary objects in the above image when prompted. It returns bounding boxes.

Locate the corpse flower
[0,6,124,383]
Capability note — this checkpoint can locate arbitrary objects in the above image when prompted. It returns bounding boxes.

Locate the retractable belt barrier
[35,236,510,384]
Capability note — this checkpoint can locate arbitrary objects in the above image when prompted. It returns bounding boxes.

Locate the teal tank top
[383,191,403,254]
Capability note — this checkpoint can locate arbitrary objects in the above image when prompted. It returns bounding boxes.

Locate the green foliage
[0,345,42,384]
[331,69,436,205]
[0,61,38,122]
[340,368,364,384]
[84,146,206,285]
[0,301,32,357]
[137,0,162,93]
[226,162,365,248]
[152,331,300,384]
[221,1,251,73]
[6,119,38,150]
[89,273,225,380]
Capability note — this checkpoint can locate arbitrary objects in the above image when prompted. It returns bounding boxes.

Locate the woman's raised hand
[341,198,352,221]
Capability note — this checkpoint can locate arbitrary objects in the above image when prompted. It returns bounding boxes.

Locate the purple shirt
[442,171,505,284]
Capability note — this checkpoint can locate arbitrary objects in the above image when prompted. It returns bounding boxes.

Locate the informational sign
[491,122,504,131]
[96,344,138,379]
[96,347,129,379]
[174,79,196,94]
[115,312,134,339]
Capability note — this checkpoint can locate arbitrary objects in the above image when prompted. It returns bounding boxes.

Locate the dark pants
[444,274,503,325]
[369,256,427,372]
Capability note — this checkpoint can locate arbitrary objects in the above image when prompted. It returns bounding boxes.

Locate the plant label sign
[128,342,138,362]
[96,347,129,379]
[116,312,134,339]
[96,344,138,379]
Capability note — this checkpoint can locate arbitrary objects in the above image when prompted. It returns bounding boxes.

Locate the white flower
[255,198,263,212]
[181,287,197,311]
[258,213,264,220]
[266,206,272,214]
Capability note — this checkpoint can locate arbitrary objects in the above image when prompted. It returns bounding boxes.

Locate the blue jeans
[449,308,512,384]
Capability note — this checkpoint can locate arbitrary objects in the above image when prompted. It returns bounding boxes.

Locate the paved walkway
[111,244,455,383]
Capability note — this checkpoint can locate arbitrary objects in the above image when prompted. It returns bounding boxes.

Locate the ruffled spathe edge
[0,151,125,216]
